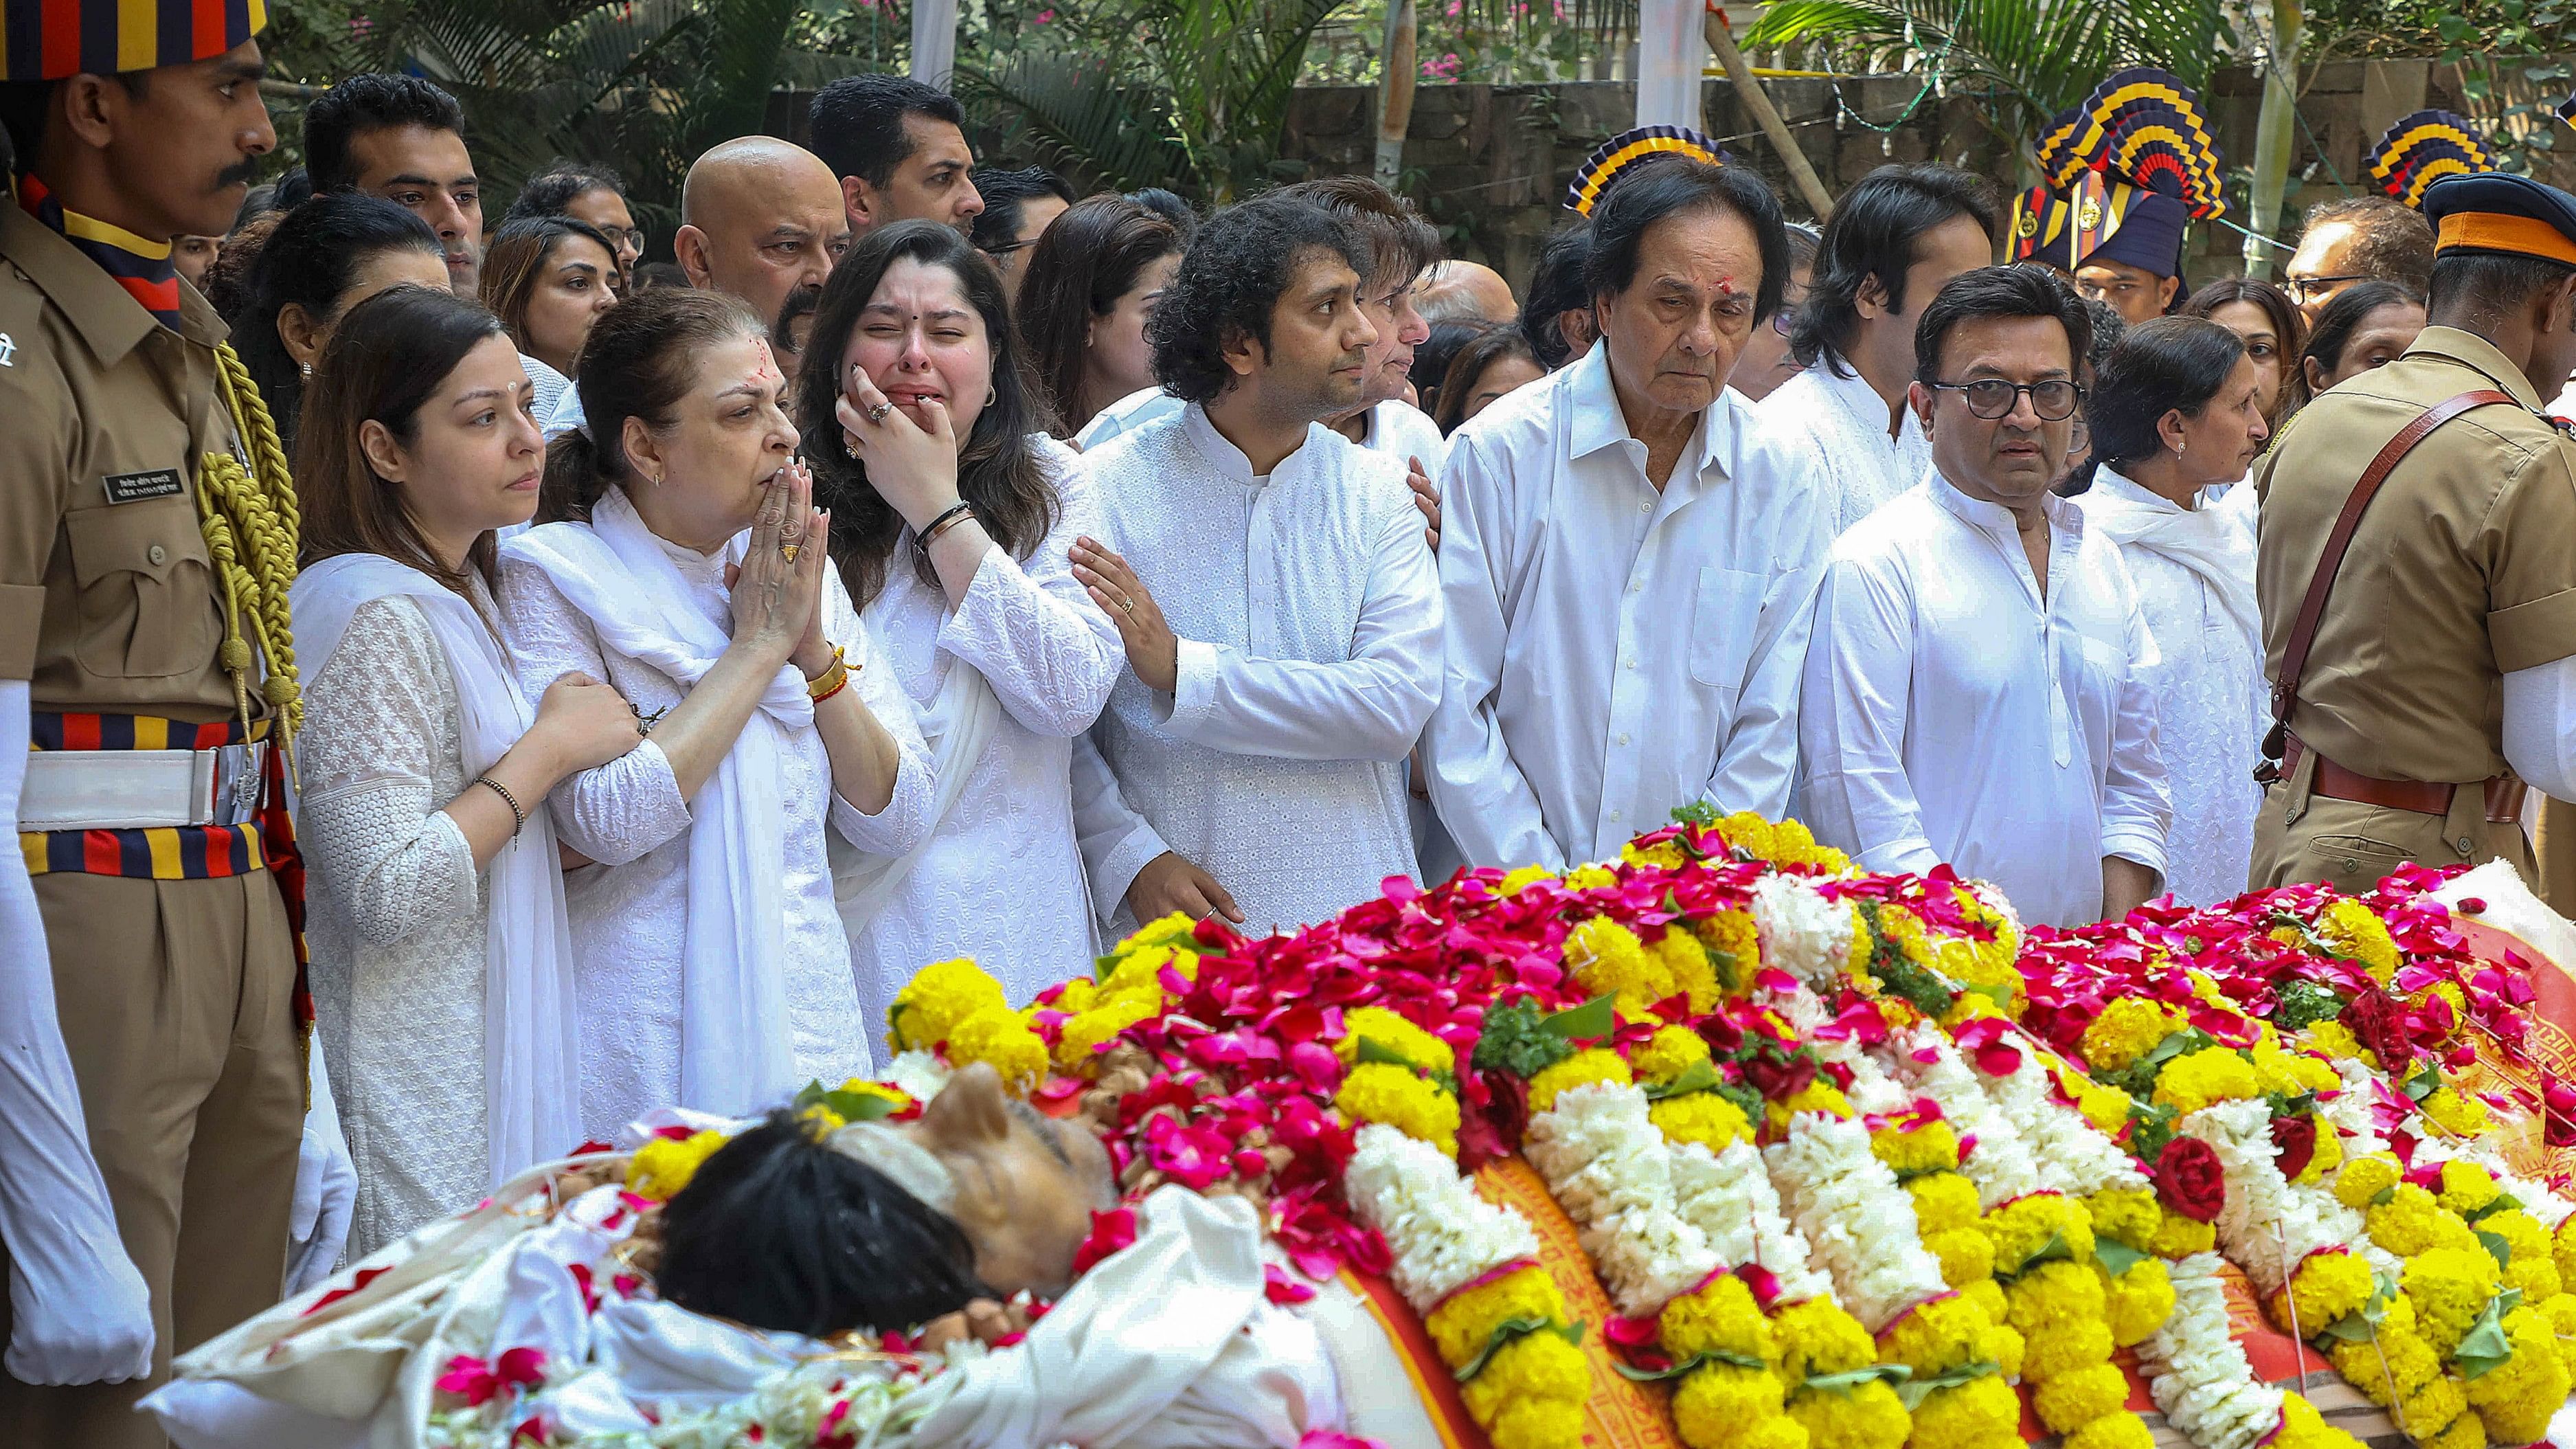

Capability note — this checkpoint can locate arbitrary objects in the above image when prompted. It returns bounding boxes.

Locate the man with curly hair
[1068,197,1443,936]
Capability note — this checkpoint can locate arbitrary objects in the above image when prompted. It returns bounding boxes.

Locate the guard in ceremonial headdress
[2038,69,2228,324]
[0,1,348,1441]
[2249,172,2576,897]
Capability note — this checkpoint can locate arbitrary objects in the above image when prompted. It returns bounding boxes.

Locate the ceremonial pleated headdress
[2369,111,2494,210]
[3,0,268,82]
[1565,124,1730,217]
[2014,68,2224,280]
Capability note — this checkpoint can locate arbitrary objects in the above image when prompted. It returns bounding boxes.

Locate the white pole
[1633,0,1708,129]
[912,0,958,90]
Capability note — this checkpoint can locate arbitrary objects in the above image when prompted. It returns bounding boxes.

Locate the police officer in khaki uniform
[0,3,342,1443]
[2250,172,2576,895]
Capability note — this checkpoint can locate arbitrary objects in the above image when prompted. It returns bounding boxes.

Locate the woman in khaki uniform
[2250,171,2576,897]
[0,5,344,1444]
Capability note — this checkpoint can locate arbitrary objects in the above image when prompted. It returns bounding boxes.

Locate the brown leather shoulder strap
[2262,389,2517,766]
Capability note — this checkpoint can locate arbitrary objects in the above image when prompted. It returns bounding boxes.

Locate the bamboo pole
[1704,7,1835,220]
[1375,0,1419,188]
[2245,0,2304,280]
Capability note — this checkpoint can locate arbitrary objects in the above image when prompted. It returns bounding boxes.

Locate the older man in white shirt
[1800,266,2170,926]
[1427,158,1829,872]
[1068,196,1442,936]
[1754,165,1995,538]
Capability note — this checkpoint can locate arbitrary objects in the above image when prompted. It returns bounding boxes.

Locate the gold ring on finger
[781,542,801,563]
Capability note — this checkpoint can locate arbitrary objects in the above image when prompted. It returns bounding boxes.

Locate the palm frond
[956,44,1194,192]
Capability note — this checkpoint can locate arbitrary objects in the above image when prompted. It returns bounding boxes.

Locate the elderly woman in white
[500,287,933,1136]
[2072,317,2272,906]
[795,221,1122,1037]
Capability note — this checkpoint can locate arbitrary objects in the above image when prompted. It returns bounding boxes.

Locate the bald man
[673,137,852,331]
[1416,258,1517,325]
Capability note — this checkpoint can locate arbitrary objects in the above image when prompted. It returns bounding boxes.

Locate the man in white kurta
[1427,159,1830,871]
[1798,266,2170,927]
[1753,165,1996,539]
[1070,196,1442,937]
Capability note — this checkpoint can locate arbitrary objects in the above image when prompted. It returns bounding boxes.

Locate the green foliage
[1471,996,1574,1078]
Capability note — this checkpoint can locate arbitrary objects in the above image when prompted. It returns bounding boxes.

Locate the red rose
[2270,1114,2318,1182]
[2154,1136,2226,1223]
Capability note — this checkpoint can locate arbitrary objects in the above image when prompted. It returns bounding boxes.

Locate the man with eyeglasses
[2281,195,2434,324]
[1801,266,2170,926]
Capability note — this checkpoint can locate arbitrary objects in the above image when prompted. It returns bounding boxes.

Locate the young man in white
[1798,266,2171,927]
[1427,158,1830,871]
[1069,197,1443,936]
[1753,164,1995,538]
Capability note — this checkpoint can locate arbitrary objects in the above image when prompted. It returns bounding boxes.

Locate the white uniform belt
[18,742,269,831]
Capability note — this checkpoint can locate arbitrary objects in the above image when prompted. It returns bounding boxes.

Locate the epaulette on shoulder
[0,262,48,372]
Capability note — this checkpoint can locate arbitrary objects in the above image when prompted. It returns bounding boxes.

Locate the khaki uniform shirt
[0,202,239,718]
[2252,326,2576,784]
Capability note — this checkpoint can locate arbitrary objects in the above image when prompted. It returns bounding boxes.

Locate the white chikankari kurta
[1798,473,2171,927]
[2075,471,2263,905]
[1425,346,1831,870]
[1753,355,1935,538]
[1072,404,1442,938]
[496,493,934,1137]
[842,439,1122,1037]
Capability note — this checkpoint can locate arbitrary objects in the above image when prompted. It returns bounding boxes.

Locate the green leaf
[1895,1359,2000,1411]
[1643,1059,1724,1101]
[1454,1317,1585,1382]
[1355,1036,1419,1072]
[1612,1346,1767,1381]
[2371,1183,2398,1206]
[1544,993,1618,1043]
[1670,802,1724,829]
[2453,1292,2519,1379]
[1805,1363,1914,1396]
[2318,1277,2396,1344]
[1473,998,1573,1079]
[2093,1238,2149,1278]
[2476,1229,2513,1269]
[1999,1231,2075,1283]
[2464,1193,2524,1224]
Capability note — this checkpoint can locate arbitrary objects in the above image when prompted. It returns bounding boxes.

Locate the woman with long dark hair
[499,287,931,1134]
[229,193,450,448]
[479,214,620,419]
[1014,195,1184,438]
[2072,317,2270,904]
[2295,280,2426,406]
[1430,324,1546,435]
[795,219,1120,1033]
[2183,276,2304,430]
[290,284,642,1255]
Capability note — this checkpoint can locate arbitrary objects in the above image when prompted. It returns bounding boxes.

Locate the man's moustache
[216,159,262,190]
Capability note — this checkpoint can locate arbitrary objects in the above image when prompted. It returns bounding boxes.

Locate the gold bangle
[804,643,848,701]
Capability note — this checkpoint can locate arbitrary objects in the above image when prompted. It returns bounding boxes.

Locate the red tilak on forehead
[1715,276,1740,295]
[749,340,781,389]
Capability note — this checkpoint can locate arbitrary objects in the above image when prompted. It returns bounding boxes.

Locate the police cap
[2421,171,2576,267]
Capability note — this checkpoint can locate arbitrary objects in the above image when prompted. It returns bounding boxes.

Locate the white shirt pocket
[1688,566,1767,690]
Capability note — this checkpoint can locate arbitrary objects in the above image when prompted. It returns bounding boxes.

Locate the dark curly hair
[1148,197,1366,405]
[503,161,630,226]
[795,219,1061,607]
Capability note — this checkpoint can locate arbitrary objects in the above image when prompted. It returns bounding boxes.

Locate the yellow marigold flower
[1632,1023,1713,1086]
[1764,1080,1855,1132]
[2250,1041,2340,1098]
[1693,909,1761,996]
[2557,1214,2576,1288]
[1743,1409,1814,1449]
[1877,1292,1991,1376]
[2268,1395,2361,1449]
[1564,864,1619,890]
[1904,1374,2020,1449]
[2414,979,2469,1029]
[1563,917,1675,1018]
[1526,1048,1633,1114]
[1054,997,1158,1075]
[2465,1305,2570,1444]
[2298,1017,2368,1064]
[1498,863,1557,895]
[2318,898,2400,984]
[1985,1193,2096,1279]
[1488,1397,1588,1449]
[1114,910,1200,954]
[2066,1413,2156,1449]
[2435,1160,2502,1217]
[945,1006,1050,1092]
[1868,1121,1962,1178]
[2482,1207,2549,1273]
[2059,1070,2133,1134]
[1910,1172,1984,1235]
[1960,1277,2009,1329]
[1787,1376,1908,1449]
[1425,1266,1566,1367]
[2148,1208,2217,1259]
[1772,1296,1877,1383]
[1651,1091,1755,1151]
[2101,1258,2175,1347]
[1984,1321,2026,1381]
[1334,1062,1460,1156]
[2329,1325,2441,1405]
[1662,1272,1776,1364]
[2404,1246,2502,1359]
[1846,915,1876,978]
[626,1129,728,1201]
[1623,838,1686,870]
[2415,1080,2492,1137]
[887,957,1009,1053]
[2033,1362,2131,1434]
[2336,1152,2404,1210]
[2369,1184,2456,1257]
[1098,939,1198,998]
[2018,1317,2112,1384]
[1458,1328,1590,1424]
[1940,991,2007,1030]
[1047,977,1100,1013]
[2426,1412,2483,1449]
[1335,1006,1455,1077]
[1669,1362,1788,1442]
[2294,1113,2342,1187]
[2149,1047,2263,1116]
[1713,810,1778,861]
[2538,1292,2576,1382]
[2085,1188,2161,1253]
[2410,1378,2474,1446]
[1875,903,1932,969]
[1928,1226,1996,1287]
[1651,927,1724,1013]
[2272,1250,2375,1336]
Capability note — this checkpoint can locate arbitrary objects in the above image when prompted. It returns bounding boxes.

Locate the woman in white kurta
[499,288,934,1139]
[293,287,647,1255]
[796,221,1122,1035]
[2073,317,2273,905]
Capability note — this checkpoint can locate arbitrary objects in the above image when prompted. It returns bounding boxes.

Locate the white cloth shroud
[290,554,583,1187]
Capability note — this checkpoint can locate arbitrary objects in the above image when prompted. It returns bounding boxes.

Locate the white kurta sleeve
[2099,574,2172,877]
[1162,501,1443,763]
[495,557,691,866]
[2503,656,2576,802]
[1070,730,1171,926]
[1706,501,1830,821]
[931,468,1122,739]
[296,599,481,947]
[1422,434,1563,872]
[1797,554,1941,875]
[824,589,936,854]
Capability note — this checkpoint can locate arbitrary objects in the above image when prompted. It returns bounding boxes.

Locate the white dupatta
[500,489,808,1117]
[289,553,583,1186]
[828,580,1000,932]
[2078,468,2261,647]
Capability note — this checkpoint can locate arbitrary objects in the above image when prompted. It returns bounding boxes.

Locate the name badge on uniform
[102,467,184,504]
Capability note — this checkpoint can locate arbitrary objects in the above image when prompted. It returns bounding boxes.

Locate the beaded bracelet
[473,775,526,835]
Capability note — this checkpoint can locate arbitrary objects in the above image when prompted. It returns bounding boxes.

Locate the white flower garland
[2183,1099,2389,1295]
[1886,1023,2043,1209]
[1523,1083,1719,1317]
[1981,1038,2147,1196]
[1342,1123,1543,1311]
[2135,1252,2288,1449]
[1668,1138,1836,1304]
[1763,1112,1948,1332]
[1748,873,1857,992]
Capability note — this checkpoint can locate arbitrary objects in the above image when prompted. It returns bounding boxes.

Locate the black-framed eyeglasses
[1924,378,2085,420]
[1771,308,1793,337]
[2283,274,2369,303]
